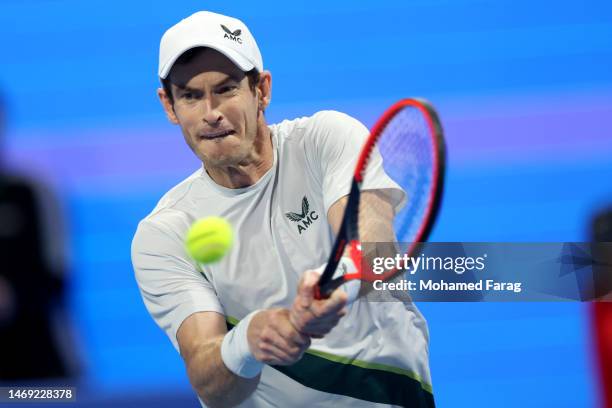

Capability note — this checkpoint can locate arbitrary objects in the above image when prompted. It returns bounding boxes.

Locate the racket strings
[357,105,436,277]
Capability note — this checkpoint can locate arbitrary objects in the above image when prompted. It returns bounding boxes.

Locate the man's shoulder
[272,111,366,155]
[308,110,360,124]
[273,110,359,136]
[138,168,203,232]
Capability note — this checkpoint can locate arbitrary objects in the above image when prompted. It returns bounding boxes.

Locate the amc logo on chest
[285,196,319,234]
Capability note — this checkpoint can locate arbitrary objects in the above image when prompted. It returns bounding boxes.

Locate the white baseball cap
[158,11,263,79]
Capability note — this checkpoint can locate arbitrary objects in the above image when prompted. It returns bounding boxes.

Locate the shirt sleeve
[306,110,406,214]
[131,218,224,351]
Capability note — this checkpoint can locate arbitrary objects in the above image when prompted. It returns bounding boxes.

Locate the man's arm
[134,220,346,407]
[178,301,342,408]
[177,308,312,408]
[327,196,348,236]
[327,191,397,243]
[177,311,257,408]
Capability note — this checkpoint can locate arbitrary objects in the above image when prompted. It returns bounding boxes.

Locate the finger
[262,330,308,364]
[329,287,349,306]
[270,323,311,355]
[299,305,348,337]
[296,270,319,306]
[290,330,311,349]
[279,317,312,348]
[305,311,345,328]
[297,307,345,334]
[290,292,347,335]
[258,342,295,365]
[300,315,343,336]
[310,289,348,317]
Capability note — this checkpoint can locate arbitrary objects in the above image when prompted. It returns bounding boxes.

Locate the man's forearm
[186,336,260,408]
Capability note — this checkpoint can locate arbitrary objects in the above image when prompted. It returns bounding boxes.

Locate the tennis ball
[185,216,233,264]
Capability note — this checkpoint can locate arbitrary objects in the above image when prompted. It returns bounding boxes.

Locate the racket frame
[316,98,446,298]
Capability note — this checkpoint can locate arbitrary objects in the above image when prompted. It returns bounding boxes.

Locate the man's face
[160,49,262,167]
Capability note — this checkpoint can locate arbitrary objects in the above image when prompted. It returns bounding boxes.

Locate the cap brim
[159,43,256,79]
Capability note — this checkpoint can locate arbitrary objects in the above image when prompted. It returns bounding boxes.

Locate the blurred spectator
[592,208,612,405]
[0,90,78,381]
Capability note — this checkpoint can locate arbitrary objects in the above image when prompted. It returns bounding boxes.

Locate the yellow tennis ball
[185,217,233,264]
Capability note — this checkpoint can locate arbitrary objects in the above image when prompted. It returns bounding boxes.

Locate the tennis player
[132,11,434,407]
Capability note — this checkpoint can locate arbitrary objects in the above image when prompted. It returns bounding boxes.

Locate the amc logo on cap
[221,24,242,44]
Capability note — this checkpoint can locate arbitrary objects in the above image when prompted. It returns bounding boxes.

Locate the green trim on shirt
[305,348,433,394]
[226,316,435,407]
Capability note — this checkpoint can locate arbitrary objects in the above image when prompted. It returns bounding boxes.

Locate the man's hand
[246,271,348,367]
[289,270,348,338]
[247,309,311,366]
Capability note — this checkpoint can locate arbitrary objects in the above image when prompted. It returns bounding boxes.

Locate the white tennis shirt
[132,111,434,407]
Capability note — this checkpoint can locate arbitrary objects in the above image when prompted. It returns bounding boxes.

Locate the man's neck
[204,126,273,189]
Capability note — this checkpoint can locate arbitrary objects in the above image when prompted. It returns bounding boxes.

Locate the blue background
[1,0,611,406]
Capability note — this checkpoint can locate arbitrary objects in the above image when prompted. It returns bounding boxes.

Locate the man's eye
[182,92,194,99]
[218,85,237,94]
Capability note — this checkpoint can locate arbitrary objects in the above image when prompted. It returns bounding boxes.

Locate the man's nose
[201,99,223,125]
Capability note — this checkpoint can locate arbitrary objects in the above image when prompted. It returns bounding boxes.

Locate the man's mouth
[200,130,235,140]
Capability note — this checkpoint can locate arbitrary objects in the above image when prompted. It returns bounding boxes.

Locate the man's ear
[257,71,272,112]
[157,87,179,124]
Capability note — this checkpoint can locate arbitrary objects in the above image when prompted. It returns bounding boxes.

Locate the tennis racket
[316,98,446,299]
